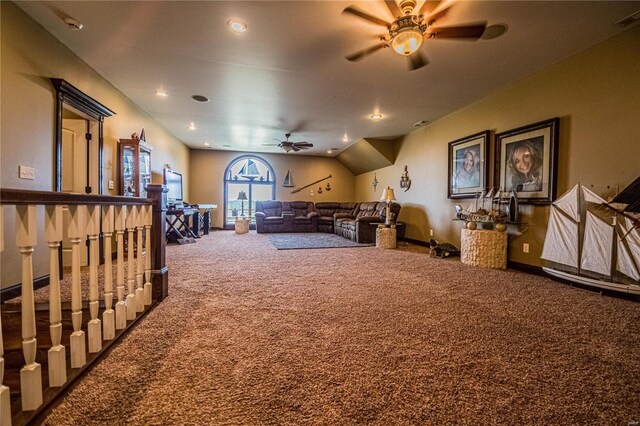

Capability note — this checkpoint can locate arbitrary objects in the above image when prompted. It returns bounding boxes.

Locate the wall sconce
[400,165,411,192]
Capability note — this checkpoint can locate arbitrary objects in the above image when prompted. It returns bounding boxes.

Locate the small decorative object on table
[429,239,460,258]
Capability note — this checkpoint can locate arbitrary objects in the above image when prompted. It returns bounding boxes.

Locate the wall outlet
[430,229,434,237]
[523,243,530,253]
[19,165,35,180]
[108,180,115,190]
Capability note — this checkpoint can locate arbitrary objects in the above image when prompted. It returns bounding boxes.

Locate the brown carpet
[35,231,639,425]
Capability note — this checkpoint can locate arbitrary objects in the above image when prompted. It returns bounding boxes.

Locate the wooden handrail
[0,188,152,206]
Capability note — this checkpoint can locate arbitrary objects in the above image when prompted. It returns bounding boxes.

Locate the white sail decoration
[617,219,640,281]
[617,236,640,281]
[582,185,606,205]
[541,204,579,268]
[580,211,613,276]
[553,184,580,222]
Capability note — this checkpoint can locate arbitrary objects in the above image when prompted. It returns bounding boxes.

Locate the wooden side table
[376,225,397,249]
[235,218,250,234]
[460,229,507,269]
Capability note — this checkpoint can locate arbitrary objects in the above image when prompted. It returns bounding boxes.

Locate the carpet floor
[268,233,374,250]
[37,231,639,425]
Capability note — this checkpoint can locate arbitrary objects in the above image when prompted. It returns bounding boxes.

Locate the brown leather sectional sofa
[255,200,402,244]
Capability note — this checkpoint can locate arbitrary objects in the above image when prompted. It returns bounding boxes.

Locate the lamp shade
[237,190,248,201]
[380,187,397,202]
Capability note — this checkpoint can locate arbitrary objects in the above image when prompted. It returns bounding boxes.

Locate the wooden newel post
[146,184,169,301]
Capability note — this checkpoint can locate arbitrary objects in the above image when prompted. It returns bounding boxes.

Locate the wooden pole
[114,205,127,329]
[16,205,43,410]
[0,206,11,424]
[102,205,116,340]
[146,184,168,301]
[45,205,66,387]
[86,205,102,353]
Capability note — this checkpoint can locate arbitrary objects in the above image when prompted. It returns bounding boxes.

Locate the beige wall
[1,2,189,287]
[356,25,640,267]
[190,151,355,228]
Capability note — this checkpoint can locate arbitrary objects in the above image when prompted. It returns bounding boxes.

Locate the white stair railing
[0,187,166,422]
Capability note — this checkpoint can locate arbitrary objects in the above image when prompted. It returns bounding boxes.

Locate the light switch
[19,165,35,180]
[108,180,115,190]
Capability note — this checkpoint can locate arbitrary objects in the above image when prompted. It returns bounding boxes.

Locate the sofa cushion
[258,200,283,217]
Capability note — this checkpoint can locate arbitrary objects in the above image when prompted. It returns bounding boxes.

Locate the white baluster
[86,205,102,353]
[68,205,86,368]
[0,207,12,425]
[45,205,66,387]
[15,205,43,410]
[125,205,136,320]
[143,204,153,306]
[102,205,116,340]
[114,206,127,329]
[135,205,145,312]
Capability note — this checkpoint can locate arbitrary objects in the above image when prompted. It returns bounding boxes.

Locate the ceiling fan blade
[417,0,442,17]
[293,142,313,147]
[426,24,487,40]
[291,146,301,152]
[298,146,310,150]
[345,43,387,62]
[342,6,390,27]
[262,144,279,146]
[408,51,429,71]
[384,0,402,18]
[424,5,451,24]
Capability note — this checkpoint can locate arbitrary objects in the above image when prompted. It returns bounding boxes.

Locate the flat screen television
[163,168,183,205]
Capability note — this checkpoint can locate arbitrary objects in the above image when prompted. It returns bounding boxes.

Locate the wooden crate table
[235,218,250,234]
[460,228,507,269]
[376,225,397,249]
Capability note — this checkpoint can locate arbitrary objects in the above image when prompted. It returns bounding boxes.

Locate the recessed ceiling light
[413,120,429,127]
[228,19,247,33]
[203,142,210,147]
[327,150,333,154]
[370,114,383,120]
[222,144,231,148]
[192,95,209,103]
[189,122,196,130]
[342,135,351,142]
[155,90,168,97]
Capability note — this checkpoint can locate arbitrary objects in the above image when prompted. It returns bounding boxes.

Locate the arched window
[224,155,276,227]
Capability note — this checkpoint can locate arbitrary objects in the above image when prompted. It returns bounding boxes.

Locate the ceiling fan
[263,133,314,153]
[343,0,487,70]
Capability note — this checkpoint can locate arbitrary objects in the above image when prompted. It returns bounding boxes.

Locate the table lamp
[237,190,248,217]
[380,186,397,226]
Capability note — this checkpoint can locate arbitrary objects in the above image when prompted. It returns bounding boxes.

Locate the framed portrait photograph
[494,117,559,204]
[447,130,490,199]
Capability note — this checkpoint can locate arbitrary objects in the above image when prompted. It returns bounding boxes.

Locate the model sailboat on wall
[541,177,640,294]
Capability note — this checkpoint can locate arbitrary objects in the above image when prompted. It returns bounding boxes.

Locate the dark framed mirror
[51,78,115,194]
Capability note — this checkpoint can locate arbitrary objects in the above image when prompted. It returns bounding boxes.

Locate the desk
[166,208,198,244]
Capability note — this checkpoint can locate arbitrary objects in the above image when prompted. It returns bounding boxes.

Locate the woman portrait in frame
[494,118,559,204]
[448,130,490,199]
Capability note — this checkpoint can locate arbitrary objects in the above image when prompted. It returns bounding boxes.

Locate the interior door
[61,117,90,266]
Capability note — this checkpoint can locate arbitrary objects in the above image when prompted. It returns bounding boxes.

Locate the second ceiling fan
[343,0,487,70]
[264,133,314,153]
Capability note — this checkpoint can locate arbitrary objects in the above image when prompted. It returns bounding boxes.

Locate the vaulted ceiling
[17,1,640,156]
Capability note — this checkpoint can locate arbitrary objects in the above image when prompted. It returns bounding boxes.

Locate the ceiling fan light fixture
[392,27,423,55]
